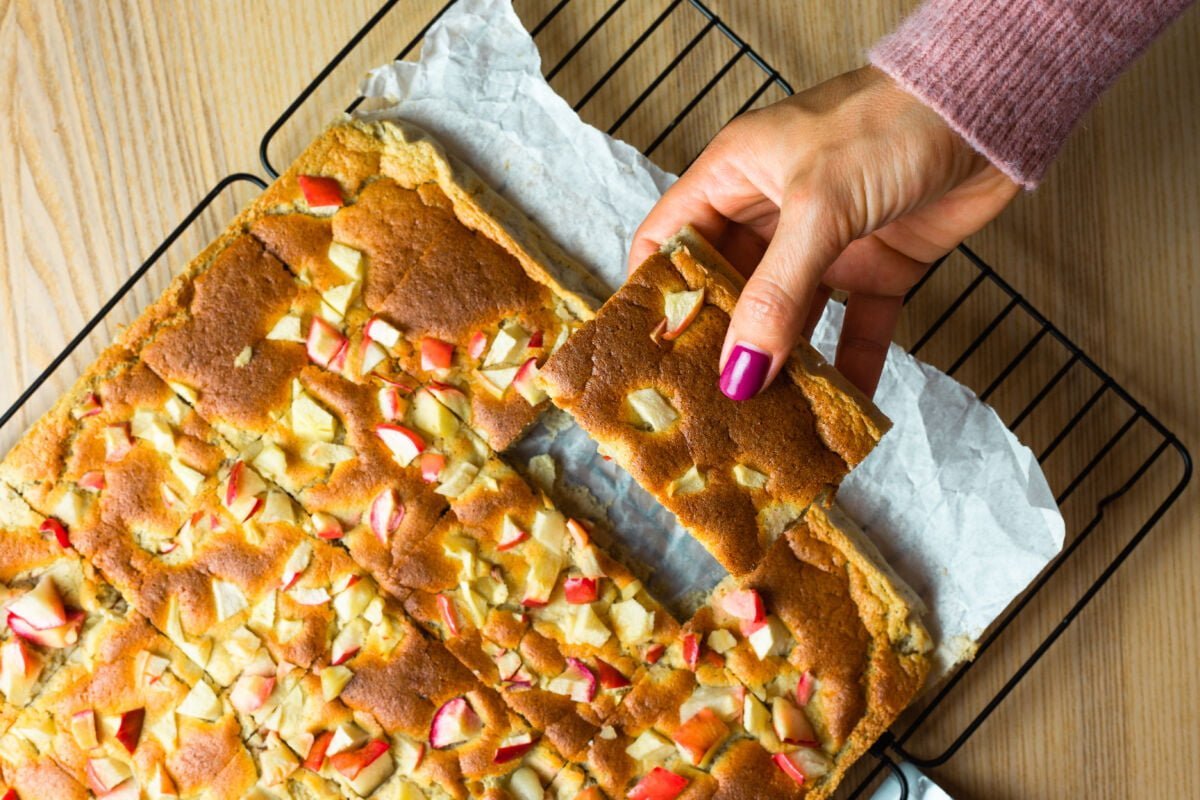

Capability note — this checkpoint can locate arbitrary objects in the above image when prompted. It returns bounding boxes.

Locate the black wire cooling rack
[2,1,1190,797]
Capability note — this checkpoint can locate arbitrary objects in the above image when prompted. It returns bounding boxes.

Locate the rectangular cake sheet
[359,0,1065,677]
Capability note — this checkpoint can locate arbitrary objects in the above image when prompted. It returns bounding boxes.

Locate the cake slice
[681,502,930,798]
[540,226,890,575]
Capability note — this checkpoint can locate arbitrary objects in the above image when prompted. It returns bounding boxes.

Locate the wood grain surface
[1,1,1196,797]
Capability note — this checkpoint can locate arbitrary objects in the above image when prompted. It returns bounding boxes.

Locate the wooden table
[1,1,1196,796]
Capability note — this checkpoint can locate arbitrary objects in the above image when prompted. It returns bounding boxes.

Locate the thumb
[718,198,843,401]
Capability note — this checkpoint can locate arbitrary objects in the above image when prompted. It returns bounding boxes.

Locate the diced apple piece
[796,671,816,706]
[610,599,655,646]
[681,633,701,671]
[433,460,479,498]
[231,674,275,714]
[279,541,312,590]
[493,732,538,764]
[290,389,337,442]
[51,489,85,526]
[330,739,390,782]
[178,680,223,721]
[298,175,344,212]
[332,578,375,622]
[7,575,67,630]
[743,693,776,746]
[86,758,131,794]
[369,488,405,543]
[328,722,369,756]
[72,709,99,750]
[627,387,678,432]
[307,317,349,370]
[289,586,331,606]
[7,607,83,649]
[626,730,673,763]
[773,748,831,786]
[322,283,359,318]
[420,452,446,483]
[169,458,206,495]
[567,604,612,648]
[377,385,405,421]
[628,767,688,800]
[429,697,481,749]
[437,593,461,637]
[732,463,768,489]
[304,730,334,772]
[531,509,567,552]
[114,708,145,754]
[212,580,248,622]
[718,589,765,625]
[707,629,737,654]
[563,576,598,605]
[331,620,367,666]
[680,685,743,725]
[467,331,488,359]
[427,381,471,421]
[594,659,631,690]
[420,337,455,372]
[0,640,42,706]
[494,650,523,682]
[362,316,399,349]
[72,392,103,419]
[508,766,543,800]
[103,424,133,462]
[748,616,789,660]
[266,313,304,342]
[667,465,706,497]
[512,358,547,405]
[497,515,529,550]
[328,241,362,277]
[310,512,344,541]
[233,346,253,368]
[78,470,106,493]
[321,665,354,701]
[484,322,530,367]
[547,658,597,703]
[40,518,71,550]
[771,697,818,746]
[672,707,730,767]
[361,339,388,376]
[662,288,704,340]
[411,390,459,439]
[376,423,425,466]
[521,554,560,607]
[477,366,518,397]
[131,410,175,453]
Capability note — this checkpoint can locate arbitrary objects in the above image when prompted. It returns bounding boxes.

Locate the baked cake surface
[0,120,929,799]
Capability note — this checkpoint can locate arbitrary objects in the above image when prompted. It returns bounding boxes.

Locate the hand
[630,66,1020,399]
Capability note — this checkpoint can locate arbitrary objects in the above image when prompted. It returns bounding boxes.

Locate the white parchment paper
[359,0,1065,673]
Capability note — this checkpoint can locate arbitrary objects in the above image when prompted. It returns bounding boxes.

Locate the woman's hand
[630,66,1019,399]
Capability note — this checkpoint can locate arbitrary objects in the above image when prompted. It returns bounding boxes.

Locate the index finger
[629,164,728,271]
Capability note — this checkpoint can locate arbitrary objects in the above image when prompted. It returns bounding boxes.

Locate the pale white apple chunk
[412,390,460,439]
[7,574,67,630]
[266,314,305,343]
[212,580,249,622]
[667,465,706,497]
[707,629,737,654]
[321,665,354,701]
[130,410,176,453]
[679,685,743,724]
[169,458,206,496]
[748,616,791,660]
[626,387,678,432]
[508,766,544,800]
[289,386,337,442]
[328,242,364,279]
[662,288,705,339]
[429,696,481,749]
[565,604,612,648]
[483,322,531,367]
[743,693,781,750]
[477,366,519,398]
[178,679,224,722]
[433,460,479,498]
[610,598,655,646]
[0,640,43,706]
[732,463,768,489]
[625,729,674,764]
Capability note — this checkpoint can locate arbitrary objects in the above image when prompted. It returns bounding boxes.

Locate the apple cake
[0,119,929,800]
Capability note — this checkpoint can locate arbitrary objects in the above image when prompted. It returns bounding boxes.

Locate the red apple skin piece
[627,767,688,800]
[566,518,590,548]
[563,576,599,605]
[305,731,335,772]
[375,423,426,465]
[496,525,529,551]
[429,697,481,749]
[437,593,461,637]
[564,658,598,703]
[594,659,631,690]
[40,518,71,549]
[8,576,67,630]
[224,461,244,506]
[420,337,455,371]
[103,424,133,463]
[297,175,344,209]
[78,471,106,492]
[115,708,145,754]
[307,318,349,369]
[8,608,83,649]
[718,589,765,624]
[369,488,405,543]
[681,633,701,671]
[420,452,446,483]
[329,739,389,780]
[672,707,730,766]
[527,330,544,349]
[467,331,488,360]
[662,289,704,341]
[739,618,767,637]
[492,733,538,764]
[773,752,806,786]
[1,789,17,800]
[644,643,666,664]
[74,392,103,419]
[796,671,815,706]
[649,317,669,347]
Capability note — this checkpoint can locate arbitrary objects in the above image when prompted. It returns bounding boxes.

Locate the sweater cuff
[870,0,1192,188]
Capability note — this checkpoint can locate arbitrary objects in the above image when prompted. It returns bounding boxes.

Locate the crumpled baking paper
[359,0,1065,673]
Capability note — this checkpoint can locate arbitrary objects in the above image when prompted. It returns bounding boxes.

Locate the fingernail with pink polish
[719,343,770,401]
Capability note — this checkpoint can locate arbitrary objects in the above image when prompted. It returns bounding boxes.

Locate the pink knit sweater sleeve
[870,0,1194,188]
